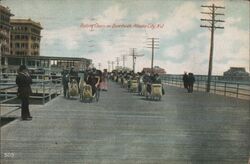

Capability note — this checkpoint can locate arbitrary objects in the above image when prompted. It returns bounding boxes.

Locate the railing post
[224,82,227,96]
[49,87,51,101]
[43,80,45,104]
[214,81,216,94]
[5,89,7,100]
[49,77,52,101]
[236,83,239,98]
[197,80,199,91]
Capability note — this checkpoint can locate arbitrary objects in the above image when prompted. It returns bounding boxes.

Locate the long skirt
[100,81,108,91]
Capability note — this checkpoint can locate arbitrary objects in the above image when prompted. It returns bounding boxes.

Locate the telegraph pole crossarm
[128,48,144,73]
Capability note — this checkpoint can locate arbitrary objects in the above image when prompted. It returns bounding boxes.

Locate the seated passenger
[152,73,162,84]
[69,67,79,83]
[152,73,165,95]
[86,68,101,96]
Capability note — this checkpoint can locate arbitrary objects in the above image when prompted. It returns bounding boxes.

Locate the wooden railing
[0,73,63,105]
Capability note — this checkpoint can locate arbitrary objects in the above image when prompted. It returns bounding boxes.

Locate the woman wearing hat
[16,65,33,120]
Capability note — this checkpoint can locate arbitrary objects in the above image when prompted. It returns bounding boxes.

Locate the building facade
[142,66,166,75]
[1,5,92,75]
[10,19,42,56]
[0,5,14,55]
[220,67,250,81]
[1,54,92,74]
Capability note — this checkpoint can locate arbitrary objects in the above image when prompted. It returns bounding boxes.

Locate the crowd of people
[109,70,165,96]
[61,67,108,98]
[15,64,196,121]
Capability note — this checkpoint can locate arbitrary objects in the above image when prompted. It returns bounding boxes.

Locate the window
[15,43,20,48]
[15,35,20,40]
[21,43,26,48]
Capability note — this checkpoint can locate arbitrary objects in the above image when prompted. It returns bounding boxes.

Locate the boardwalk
[1,82,249,164]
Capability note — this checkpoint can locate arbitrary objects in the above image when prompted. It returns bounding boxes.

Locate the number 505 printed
[4,153,15,158]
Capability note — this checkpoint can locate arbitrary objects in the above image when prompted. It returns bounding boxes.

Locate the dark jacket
[187,74,195,84]
[183,74,188,83]
[16,72,32,98]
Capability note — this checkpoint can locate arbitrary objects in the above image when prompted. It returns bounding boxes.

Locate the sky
[2,0,249,75]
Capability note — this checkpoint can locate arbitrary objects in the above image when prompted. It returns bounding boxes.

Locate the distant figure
[69,67,79,83]
[187,73,195,93]
[100,69,108,91]
[16,65,33,121]
[182,72,188,89]
[62,70,68,97]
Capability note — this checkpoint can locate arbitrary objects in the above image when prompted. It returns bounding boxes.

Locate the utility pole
[201,4,225,92]
[128,48,144,73]
[121,54,127,68]
[111,61,114,71]
[146,38,159,74]
[98,63,101,70]
[107,61,111,72]
[115,57,120,69]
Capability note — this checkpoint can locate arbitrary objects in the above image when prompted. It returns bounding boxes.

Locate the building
[10,18,42,56]
[142,66,166,75]
[1,54,92,74]
[0,5,92,75]
[219,67,250,81]
[0,5,14,55]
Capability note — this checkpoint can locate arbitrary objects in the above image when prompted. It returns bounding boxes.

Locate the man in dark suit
[16,65,33,121]
[187,73,195,93]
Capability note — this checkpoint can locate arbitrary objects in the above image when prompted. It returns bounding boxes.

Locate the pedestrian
[100,70,108,91]
[187,73,195,93]
[69,66,79,84]
[62,69,68,97]
[183,72,188,89]
[16,65,33,121]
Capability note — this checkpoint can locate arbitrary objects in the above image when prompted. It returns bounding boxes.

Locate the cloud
[162,1,200,37]
[39,1,249,75]
[225,17,241,26]
[214,26,249,65]
[204,0,225,6]
[163,45,184,60]
[184,22,249,75]
[41,26,84,50]
[102,4,127,23]
[41,4,128,51]
[80,4,128,33]
[142,2,200,38]
[137,12,159,23]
